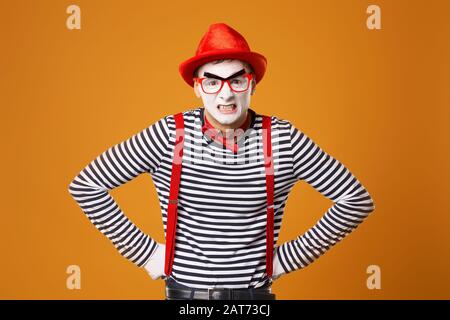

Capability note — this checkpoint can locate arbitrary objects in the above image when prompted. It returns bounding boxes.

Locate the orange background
[1,0,449,299]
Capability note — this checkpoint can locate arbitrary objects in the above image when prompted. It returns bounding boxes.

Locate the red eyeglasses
[194,73,253,94]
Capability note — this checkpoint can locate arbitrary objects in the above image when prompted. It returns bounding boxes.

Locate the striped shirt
[68,107,375,289]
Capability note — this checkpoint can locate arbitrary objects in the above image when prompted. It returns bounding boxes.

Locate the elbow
[68,173,85,199]
[368,199,375,214]
[68,178,77,199]
[365,191,376,215]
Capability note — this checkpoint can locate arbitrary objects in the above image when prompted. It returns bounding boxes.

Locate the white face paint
[195,60,255,127]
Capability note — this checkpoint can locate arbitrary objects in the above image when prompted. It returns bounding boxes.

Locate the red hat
[179,23,267,87]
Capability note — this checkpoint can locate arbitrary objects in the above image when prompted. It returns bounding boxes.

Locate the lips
[217,104,237,114]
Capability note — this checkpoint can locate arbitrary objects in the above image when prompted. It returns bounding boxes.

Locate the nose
[217,80,234,102]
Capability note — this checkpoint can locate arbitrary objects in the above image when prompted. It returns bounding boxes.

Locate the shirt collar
[200,107,255,154]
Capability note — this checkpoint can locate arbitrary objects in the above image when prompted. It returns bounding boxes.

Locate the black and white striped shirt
[68,107,375,289]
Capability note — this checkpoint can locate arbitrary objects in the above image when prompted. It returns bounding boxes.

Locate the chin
[212,111,241,125]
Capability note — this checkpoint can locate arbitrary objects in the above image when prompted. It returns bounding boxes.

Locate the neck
[204,109,249,133]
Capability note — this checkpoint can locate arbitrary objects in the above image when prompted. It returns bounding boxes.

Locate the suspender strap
[262,115,274,278]
[164,112,185,276]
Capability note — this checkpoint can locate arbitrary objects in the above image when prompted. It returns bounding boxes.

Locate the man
[68,23,375,300]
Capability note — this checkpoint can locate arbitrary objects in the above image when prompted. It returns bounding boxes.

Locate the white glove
[143,243,167,280]
[271,247,285,281]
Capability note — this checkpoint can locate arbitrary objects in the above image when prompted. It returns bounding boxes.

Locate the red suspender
[164,112,185,276]
[262,115,274,278]
[164,113,274,279]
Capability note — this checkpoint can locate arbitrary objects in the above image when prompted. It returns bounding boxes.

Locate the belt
[165,287,276,300]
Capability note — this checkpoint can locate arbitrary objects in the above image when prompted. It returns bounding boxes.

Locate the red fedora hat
[179,23,267,87]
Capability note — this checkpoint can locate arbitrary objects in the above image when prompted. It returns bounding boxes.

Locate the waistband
[165,278,275,300]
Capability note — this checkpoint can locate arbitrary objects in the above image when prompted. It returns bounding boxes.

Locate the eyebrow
[203,69,246,80]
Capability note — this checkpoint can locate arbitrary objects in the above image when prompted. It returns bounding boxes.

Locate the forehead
[197,60,250,78]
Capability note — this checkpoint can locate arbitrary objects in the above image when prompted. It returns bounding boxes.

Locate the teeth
[218,104,236,110]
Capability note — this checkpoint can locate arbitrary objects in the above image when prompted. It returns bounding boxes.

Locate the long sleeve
[274,124,376,275]
[68,116,171,267]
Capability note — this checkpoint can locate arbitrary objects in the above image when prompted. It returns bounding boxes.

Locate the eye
[204,79,219,87]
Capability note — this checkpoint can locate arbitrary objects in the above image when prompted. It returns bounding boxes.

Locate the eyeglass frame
[193,73,254,94]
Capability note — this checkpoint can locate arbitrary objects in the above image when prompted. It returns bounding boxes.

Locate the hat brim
[179,49,267,87]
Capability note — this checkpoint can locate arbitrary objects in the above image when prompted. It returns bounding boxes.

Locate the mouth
[217,104,237,114]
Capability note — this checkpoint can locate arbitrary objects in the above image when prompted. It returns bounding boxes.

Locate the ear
[194,82,201,98]
[250,79,256,95]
